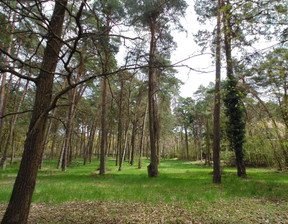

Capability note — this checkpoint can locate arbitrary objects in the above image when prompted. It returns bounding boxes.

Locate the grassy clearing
[0,158,288,223]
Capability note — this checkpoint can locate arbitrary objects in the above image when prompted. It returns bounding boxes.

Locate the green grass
[0,158,287,205]
[1,159,288,223]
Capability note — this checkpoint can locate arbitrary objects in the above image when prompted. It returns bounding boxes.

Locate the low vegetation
[1,159,287,223]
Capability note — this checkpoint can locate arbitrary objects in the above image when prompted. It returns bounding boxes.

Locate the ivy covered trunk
[224,76,247,178]
[223,0,246,178]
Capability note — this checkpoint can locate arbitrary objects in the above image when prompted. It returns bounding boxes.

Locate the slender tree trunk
[119,121,130,170]
[156,106,161,164]
[10,130,16,165]
[0,68,7,151]
[205,118,211,166]
[62,116,72,172]
[198,121,203,161]
[130,120,137,165]
[99,76,107,175]
[57,141,65,169]
[68,122,75,163]
[99,12,112,175]
[1,1,68,223]
[1,116,14,170]
[83,124,88,165]
[138,103,148,169]
[88,117,98,163]
[184,126,189,160]
[213,0,223,184]
[117,79,124,170]
[147,17,159,177]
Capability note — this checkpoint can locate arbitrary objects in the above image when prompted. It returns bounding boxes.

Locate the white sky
[171,3,216,98]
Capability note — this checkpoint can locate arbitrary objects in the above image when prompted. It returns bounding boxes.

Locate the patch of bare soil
[0,199,287,223]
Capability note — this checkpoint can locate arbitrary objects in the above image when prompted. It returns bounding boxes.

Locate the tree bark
[99,12,112,175]
[147,16,159,178]
[213,0,223,184]
[118,79,124,170]
[1,1,67,223]
[99,76,108,175]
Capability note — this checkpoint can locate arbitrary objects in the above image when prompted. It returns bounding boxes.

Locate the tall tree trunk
[99,13,111,175]
[99,76,108,175]
[213,0,223,184]
[223,0,246,178]
[117,79,124,170]
[1,1,68,223]
[147,17,159,178]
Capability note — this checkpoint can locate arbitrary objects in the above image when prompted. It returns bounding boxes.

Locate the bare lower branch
[0,66,37,82]
[0,110,33,119]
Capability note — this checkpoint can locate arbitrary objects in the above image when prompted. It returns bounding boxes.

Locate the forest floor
[1,198,287,223]
[1,159,288,223]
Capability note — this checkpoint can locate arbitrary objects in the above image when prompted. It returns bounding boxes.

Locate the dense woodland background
[0,0,287,222]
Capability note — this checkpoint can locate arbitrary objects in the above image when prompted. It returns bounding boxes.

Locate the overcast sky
[171,2,216,98]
